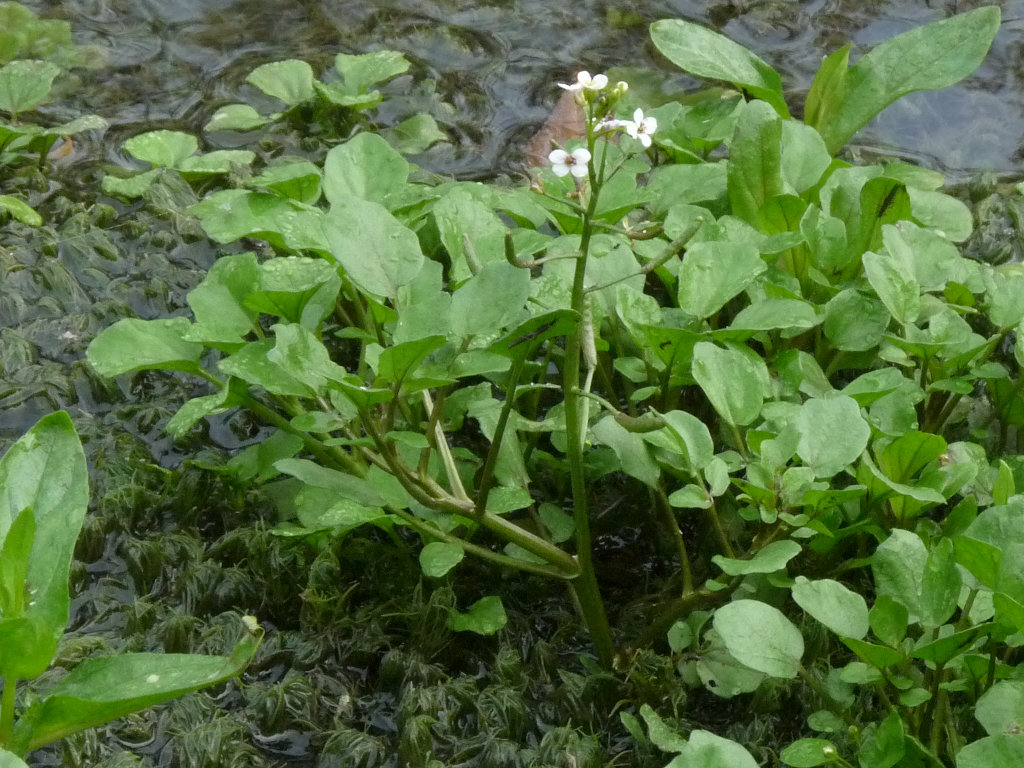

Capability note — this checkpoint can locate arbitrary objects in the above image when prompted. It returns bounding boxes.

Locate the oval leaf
[713,599,803,679]
[792,576,869,640]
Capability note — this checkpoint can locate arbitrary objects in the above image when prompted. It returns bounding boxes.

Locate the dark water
[28,0,1024,181]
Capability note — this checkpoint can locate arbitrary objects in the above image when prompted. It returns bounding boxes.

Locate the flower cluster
[548,72,658,179]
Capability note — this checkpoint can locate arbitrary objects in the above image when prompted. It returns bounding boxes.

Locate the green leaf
[667,484,711,509]
[692,342,766,427]
[727,100,783,225]
[123,130,198,168]
[419,542,465,578]
[780,738,837,767]
[204,103,269,132]
[190,190,328,253]
[730,298,820,333]
[273,458,383,508]
[870,595,908,647]
[994,460,1015,506]
[246,256,340,328]
[0,413,87,678]
[0,750,28,768]
[650,20,788,117]
[910,624,988,665]
[842,638,904,669]
[857,709,905,768]
[0,195,41,226]
[87,318,204,377]
[0,59,59,114]
[863,249,920,326]
[246,59,314,105]
[791,577,869,640]
[809,7,1001,153]
[795,394,870,478]
[377,336,446,387]
[956,735,1024,768]
[677,241,766,320]
[20,622,261,751]
[975,681,1024,738]
[653,410,715,472]
[323,133,410,206]
[919,538,962,629]
[322,198,423,299]
[823,288,890,352]
[954,536,1001,591]
[780,122,831,194]
[219,339,317,398]
[873,529,927,622]
[0,507,34,618]
[592,416,660,487]
[334,50,409,94]
[713,599,803,679]
[383,113,446,154]
[185,252,260,344]
[448,596,507,635]
[450,262,530,339]
[639,704,688,753]
[713,540,801,576]
[178,150,255,175]
[666,730,759,768]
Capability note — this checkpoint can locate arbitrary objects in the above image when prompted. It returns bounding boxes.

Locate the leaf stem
[0,676,16,746]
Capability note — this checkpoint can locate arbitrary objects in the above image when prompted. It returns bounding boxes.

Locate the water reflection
[29,0,1024,178]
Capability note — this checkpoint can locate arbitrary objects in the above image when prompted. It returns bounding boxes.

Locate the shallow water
[27,0,1024,183]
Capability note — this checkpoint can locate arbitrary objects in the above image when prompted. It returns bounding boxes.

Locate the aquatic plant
[84,5,1024,764]
[0,413,261,765]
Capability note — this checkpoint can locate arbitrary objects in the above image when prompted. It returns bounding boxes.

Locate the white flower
[558,71,608,93]
[624,108,657,148]
[548,147,591,178]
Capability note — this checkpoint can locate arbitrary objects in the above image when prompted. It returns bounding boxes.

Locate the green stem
[0,676,16,746]
[559,113,614,667]
[474,356,527,516]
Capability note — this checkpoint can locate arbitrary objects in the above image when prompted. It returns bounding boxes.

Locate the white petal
[591,73,608,89]
[570,148,591,163]
[552,164,571,177]
[569,164,589,178]
[643,117,658,134]
[548,149,569,164]
[633,108,644,123]
[638,133,652,148]
[577,71,592,85]
[625,124,639,140]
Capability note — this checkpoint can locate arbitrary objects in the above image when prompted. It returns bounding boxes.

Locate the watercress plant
[86,6,1024,764]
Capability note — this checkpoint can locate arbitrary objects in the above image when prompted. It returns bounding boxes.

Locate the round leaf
[692,342,766,427]
[781,738,838,767]
[322,198,424,299]
[975,681,1024,737]
[791,576,869,640]
[123,130,198,168]
[795,394,870,477]
[713,599,804,679]
[419,542,465,578]
[246,59,314,105]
